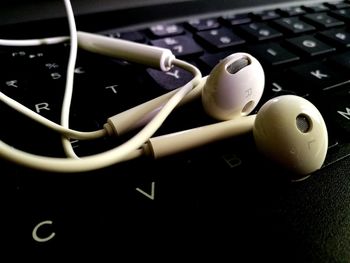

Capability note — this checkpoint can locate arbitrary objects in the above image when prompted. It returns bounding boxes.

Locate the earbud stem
[105,77,206,136]
[145,114,256,158]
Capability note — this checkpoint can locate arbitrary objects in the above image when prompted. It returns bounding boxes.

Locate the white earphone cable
[0,0,203,172]
[0,59,201,172]
[0,91,107,140]
[60,0,79,158]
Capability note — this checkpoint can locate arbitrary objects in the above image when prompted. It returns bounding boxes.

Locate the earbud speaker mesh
[296,114,311,133]
[226,58,249,74]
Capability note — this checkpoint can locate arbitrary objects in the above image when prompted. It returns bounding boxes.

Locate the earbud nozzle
[242,100,255,115]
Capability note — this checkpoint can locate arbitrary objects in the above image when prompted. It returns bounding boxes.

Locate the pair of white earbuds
[0,29,328,176]
[78,31,328,176]
[144,53,328,176]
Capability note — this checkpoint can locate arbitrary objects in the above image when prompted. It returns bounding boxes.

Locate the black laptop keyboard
[1,1,350,260]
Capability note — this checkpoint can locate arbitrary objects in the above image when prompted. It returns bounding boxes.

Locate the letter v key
[136,181,155,200]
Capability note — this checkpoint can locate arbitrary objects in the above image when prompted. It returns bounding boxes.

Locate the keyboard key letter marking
[310,70,328,79]
[136,181,155,200]
[337,107,350,120]
[32,220,56,243]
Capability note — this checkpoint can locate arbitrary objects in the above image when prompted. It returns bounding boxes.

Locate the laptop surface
[1,0,350,261]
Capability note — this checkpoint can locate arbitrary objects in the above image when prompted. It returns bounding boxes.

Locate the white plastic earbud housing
[253,95,328,176]
[202,52,265,120]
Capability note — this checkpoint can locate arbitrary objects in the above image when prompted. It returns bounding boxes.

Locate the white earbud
[253,95,328,176]
[105,52,265,136]
[144,95,328,176]
[202,52,265,120]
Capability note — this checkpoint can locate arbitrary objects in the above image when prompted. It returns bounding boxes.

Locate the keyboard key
[104,31,146,42]
[278,6,307,16]
[325,1,350,10]
[263,81,301,98]
[149,24,184,37]
[198,51,232,69]
[330,88,350,134]
[239,22,283,41]
[273,17,316,34]
[151,35,203,57]
[187,18,220,31]
[285,35,336,56]
[328,50,350,69]
[146,65,194,91]
[317,85,350,135]
[288,61,349,91]
[303,12,344,28]
[303,4,329,13]
[221,13,252,25]
[318,28,350,48]
[249,43,299,66]
[330,8,350,22]
[252,9,281,21]
[0,76,29,100]
[195,28,245,49]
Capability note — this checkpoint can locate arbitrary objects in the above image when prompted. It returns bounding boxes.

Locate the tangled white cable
[0,0,202,172]
[0,0,329,176]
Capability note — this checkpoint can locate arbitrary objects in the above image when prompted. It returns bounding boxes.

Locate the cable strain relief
[103,123,117,137]
[161,53,176,71]
[142,141,155,158]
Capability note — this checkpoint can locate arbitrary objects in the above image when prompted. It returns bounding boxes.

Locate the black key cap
[318,29,350,48]
[285,35,335,56]
[72,54,146,118]
[330,8,350,22]
[325,2,350,10]
[196,28,245,49]
[104,31,146,43]
[273,17,315,34]
[249,43,299,66]
[187,18,220,31]
[263,81,302,98]
[331,89,350,134]
[316,85,350,136]
[278,6,306,16]
[221,13,252,26]
[149,24,184,37]
[23,89,64,123]
[0,76,29,100]
[252,9,280,21]
[303,4,329,13]
[328,50,350,69]
[0,45,68,75]
[199,51,232,69]
[239,22,283,41]
[288,61,349,91]
[151,35,203,57]
[146,65,194,91]
[303,12,344,28]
